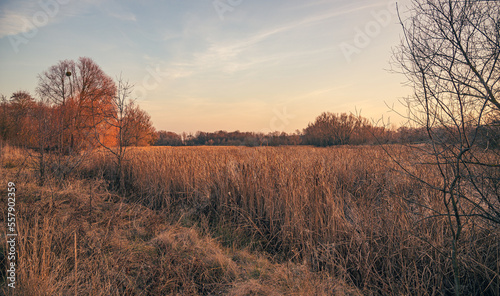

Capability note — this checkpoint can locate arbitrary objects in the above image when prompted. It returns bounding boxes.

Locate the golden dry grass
[1,145,499,295]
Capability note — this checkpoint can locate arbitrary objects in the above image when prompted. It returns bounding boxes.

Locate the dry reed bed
[85,145,499,295]
[0,145,362,295]
[0,178,358,296]
[2,145,498,295]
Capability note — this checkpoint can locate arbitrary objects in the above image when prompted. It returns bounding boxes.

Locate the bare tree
[36,57,117,181]
[122,103,156,147]
[32,98,56,186]
[303,112,368,146]
[9,91,37,148]
[36,59,75,156]
[0,94,9,148]
[93,77,134,193]
[36,57,116,154]
[393,0,500,294]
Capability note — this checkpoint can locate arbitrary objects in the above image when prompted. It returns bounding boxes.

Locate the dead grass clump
[228,279,280,296]
[150,226,238,294]
[229,249,362,296]
[0,144,29,169]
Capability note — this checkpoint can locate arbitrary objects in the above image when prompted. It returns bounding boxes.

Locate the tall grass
[1,145,362,295]
[2,145,498,295]
[85,145,499,295]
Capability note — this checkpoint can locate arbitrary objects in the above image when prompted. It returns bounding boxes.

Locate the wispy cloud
[289,0,390,13]
[168,8,358,76]
[0,0,408,132]
[0,0,140,38]
[0,2,39,38]
[109,11,136,22]
[0,0,100,38]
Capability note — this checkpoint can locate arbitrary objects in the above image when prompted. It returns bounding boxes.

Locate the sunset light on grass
[0,1,498,295]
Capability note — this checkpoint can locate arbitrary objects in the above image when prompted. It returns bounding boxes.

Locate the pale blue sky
[0,0,411,133]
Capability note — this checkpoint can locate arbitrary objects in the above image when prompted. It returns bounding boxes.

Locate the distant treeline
[156,112,499,147]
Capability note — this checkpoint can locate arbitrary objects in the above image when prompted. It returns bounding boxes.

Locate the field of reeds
[1,144,499,295]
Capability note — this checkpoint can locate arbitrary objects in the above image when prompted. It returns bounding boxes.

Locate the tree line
[1,57,496,150]
[0,57,156,152]
[155,112,489,147]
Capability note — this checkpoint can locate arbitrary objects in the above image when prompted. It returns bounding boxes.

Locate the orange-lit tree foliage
[37,57,117,153]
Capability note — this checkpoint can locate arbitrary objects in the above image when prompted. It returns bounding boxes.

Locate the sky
[0,0,412,134]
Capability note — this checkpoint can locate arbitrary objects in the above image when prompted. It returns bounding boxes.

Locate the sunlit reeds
[87,145,499,295]
[2,145,498,295]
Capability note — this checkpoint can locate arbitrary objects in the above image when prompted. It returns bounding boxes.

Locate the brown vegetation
[1,144,498,295]
[0,145,362,295]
